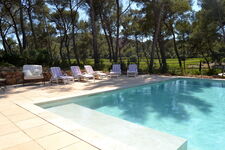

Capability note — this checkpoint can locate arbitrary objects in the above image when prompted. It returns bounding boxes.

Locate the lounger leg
[63,79,67,84]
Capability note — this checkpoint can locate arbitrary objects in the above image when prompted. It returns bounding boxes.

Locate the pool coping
[15,76,217,150]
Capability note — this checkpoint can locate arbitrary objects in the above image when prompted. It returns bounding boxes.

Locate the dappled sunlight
[85,75,169,90]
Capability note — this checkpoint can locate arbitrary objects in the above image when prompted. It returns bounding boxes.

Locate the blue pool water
[39,79,225,150]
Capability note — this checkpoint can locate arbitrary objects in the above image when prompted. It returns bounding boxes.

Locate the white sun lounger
[218,73,225,77]
[50,67,74,84]
[127,64,138,77]
[71,66,95,82]
[84,65,107,79]
[110,64,121,78]
[23,65,45,85]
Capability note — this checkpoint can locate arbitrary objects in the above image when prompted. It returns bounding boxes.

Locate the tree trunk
[59,31,65,63]
[7,8,23,54]
[115,0,120,63]
[221,25,225,43]
[0,22,10,54]
[19,0,27,50]
[69,0,80,65]
[27,0,37,49]
[119,46,123,64]
[171,26,183,73]
[181,34,186,73]
[104,30,112,62]
[158,31,167,73]
[142,41,150,72]
[201,51,211,70]
[156,44,162,70]
[101,14,115,61]
[89,0,100,67]
[135,34,140,68]
[43,12,53,64]
[149,3,164,73]
[99,14,112,62]
[216,1,225,42]
[65,33,71,66]
[109,30,115,62]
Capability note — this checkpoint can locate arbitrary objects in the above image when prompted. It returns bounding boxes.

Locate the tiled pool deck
[0,75,187,150]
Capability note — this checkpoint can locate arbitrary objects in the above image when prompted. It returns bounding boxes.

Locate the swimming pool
[38,78,225,150]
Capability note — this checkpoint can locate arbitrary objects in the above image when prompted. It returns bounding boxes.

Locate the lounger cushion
[110,71,121,74]
[97,72,107,76]
[83,74,94,78]
[59,76,74,79]
[23,65,43,79]
[24,75,44,80]
[23,70,33,77]
[33,69,42,76]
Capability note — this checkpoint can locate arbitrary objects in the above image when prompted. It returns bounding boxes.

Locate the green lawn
[71,58,217,75]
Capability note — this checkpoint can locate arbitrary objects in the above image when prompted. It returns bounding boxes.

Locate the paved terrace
[0,75,186,150]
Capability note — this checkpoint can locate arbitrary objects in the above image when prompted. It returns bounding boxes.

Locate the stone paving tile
[0,123,20,136]
[7,112,36,122]
[0,101,14,110]
[0,106,29,116]
[24,123,61,139]
[0,104,18,112]
[0,131,31,150]
[0,113,11,125]
[3,141,44,150]
[37,111,62,120]
[60,141,99,150]
[36,131,81,150]
[15,117,47,130]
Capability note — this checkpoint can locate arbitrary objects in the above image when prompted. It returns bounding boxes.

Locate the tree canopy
[0,0,224,74]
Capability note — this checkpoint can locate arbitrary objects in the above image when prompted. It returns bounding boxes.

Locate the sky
[193,0,201,11]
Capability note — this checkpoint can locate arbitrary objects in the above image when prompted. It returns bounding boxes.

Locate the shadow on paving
[84,75,170,90]
[1,82,76,98]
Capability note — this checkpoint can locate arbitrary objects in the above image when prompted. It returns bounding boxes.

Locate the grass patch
[68,58,219,76]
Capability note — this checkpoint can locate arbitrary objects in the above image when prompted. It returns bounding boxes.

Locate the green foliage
[2,53,25,67]
[0,0,224,77]
[0,62,15,67]
[129,55,138,63]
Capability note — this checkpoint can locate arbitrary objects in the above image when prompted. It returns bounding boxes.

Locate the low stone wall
[0,67,22,85]
[0,67,73,85]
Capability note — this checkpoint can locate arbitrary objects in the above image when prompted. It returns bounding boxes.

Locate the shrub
[2,53,25,66]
